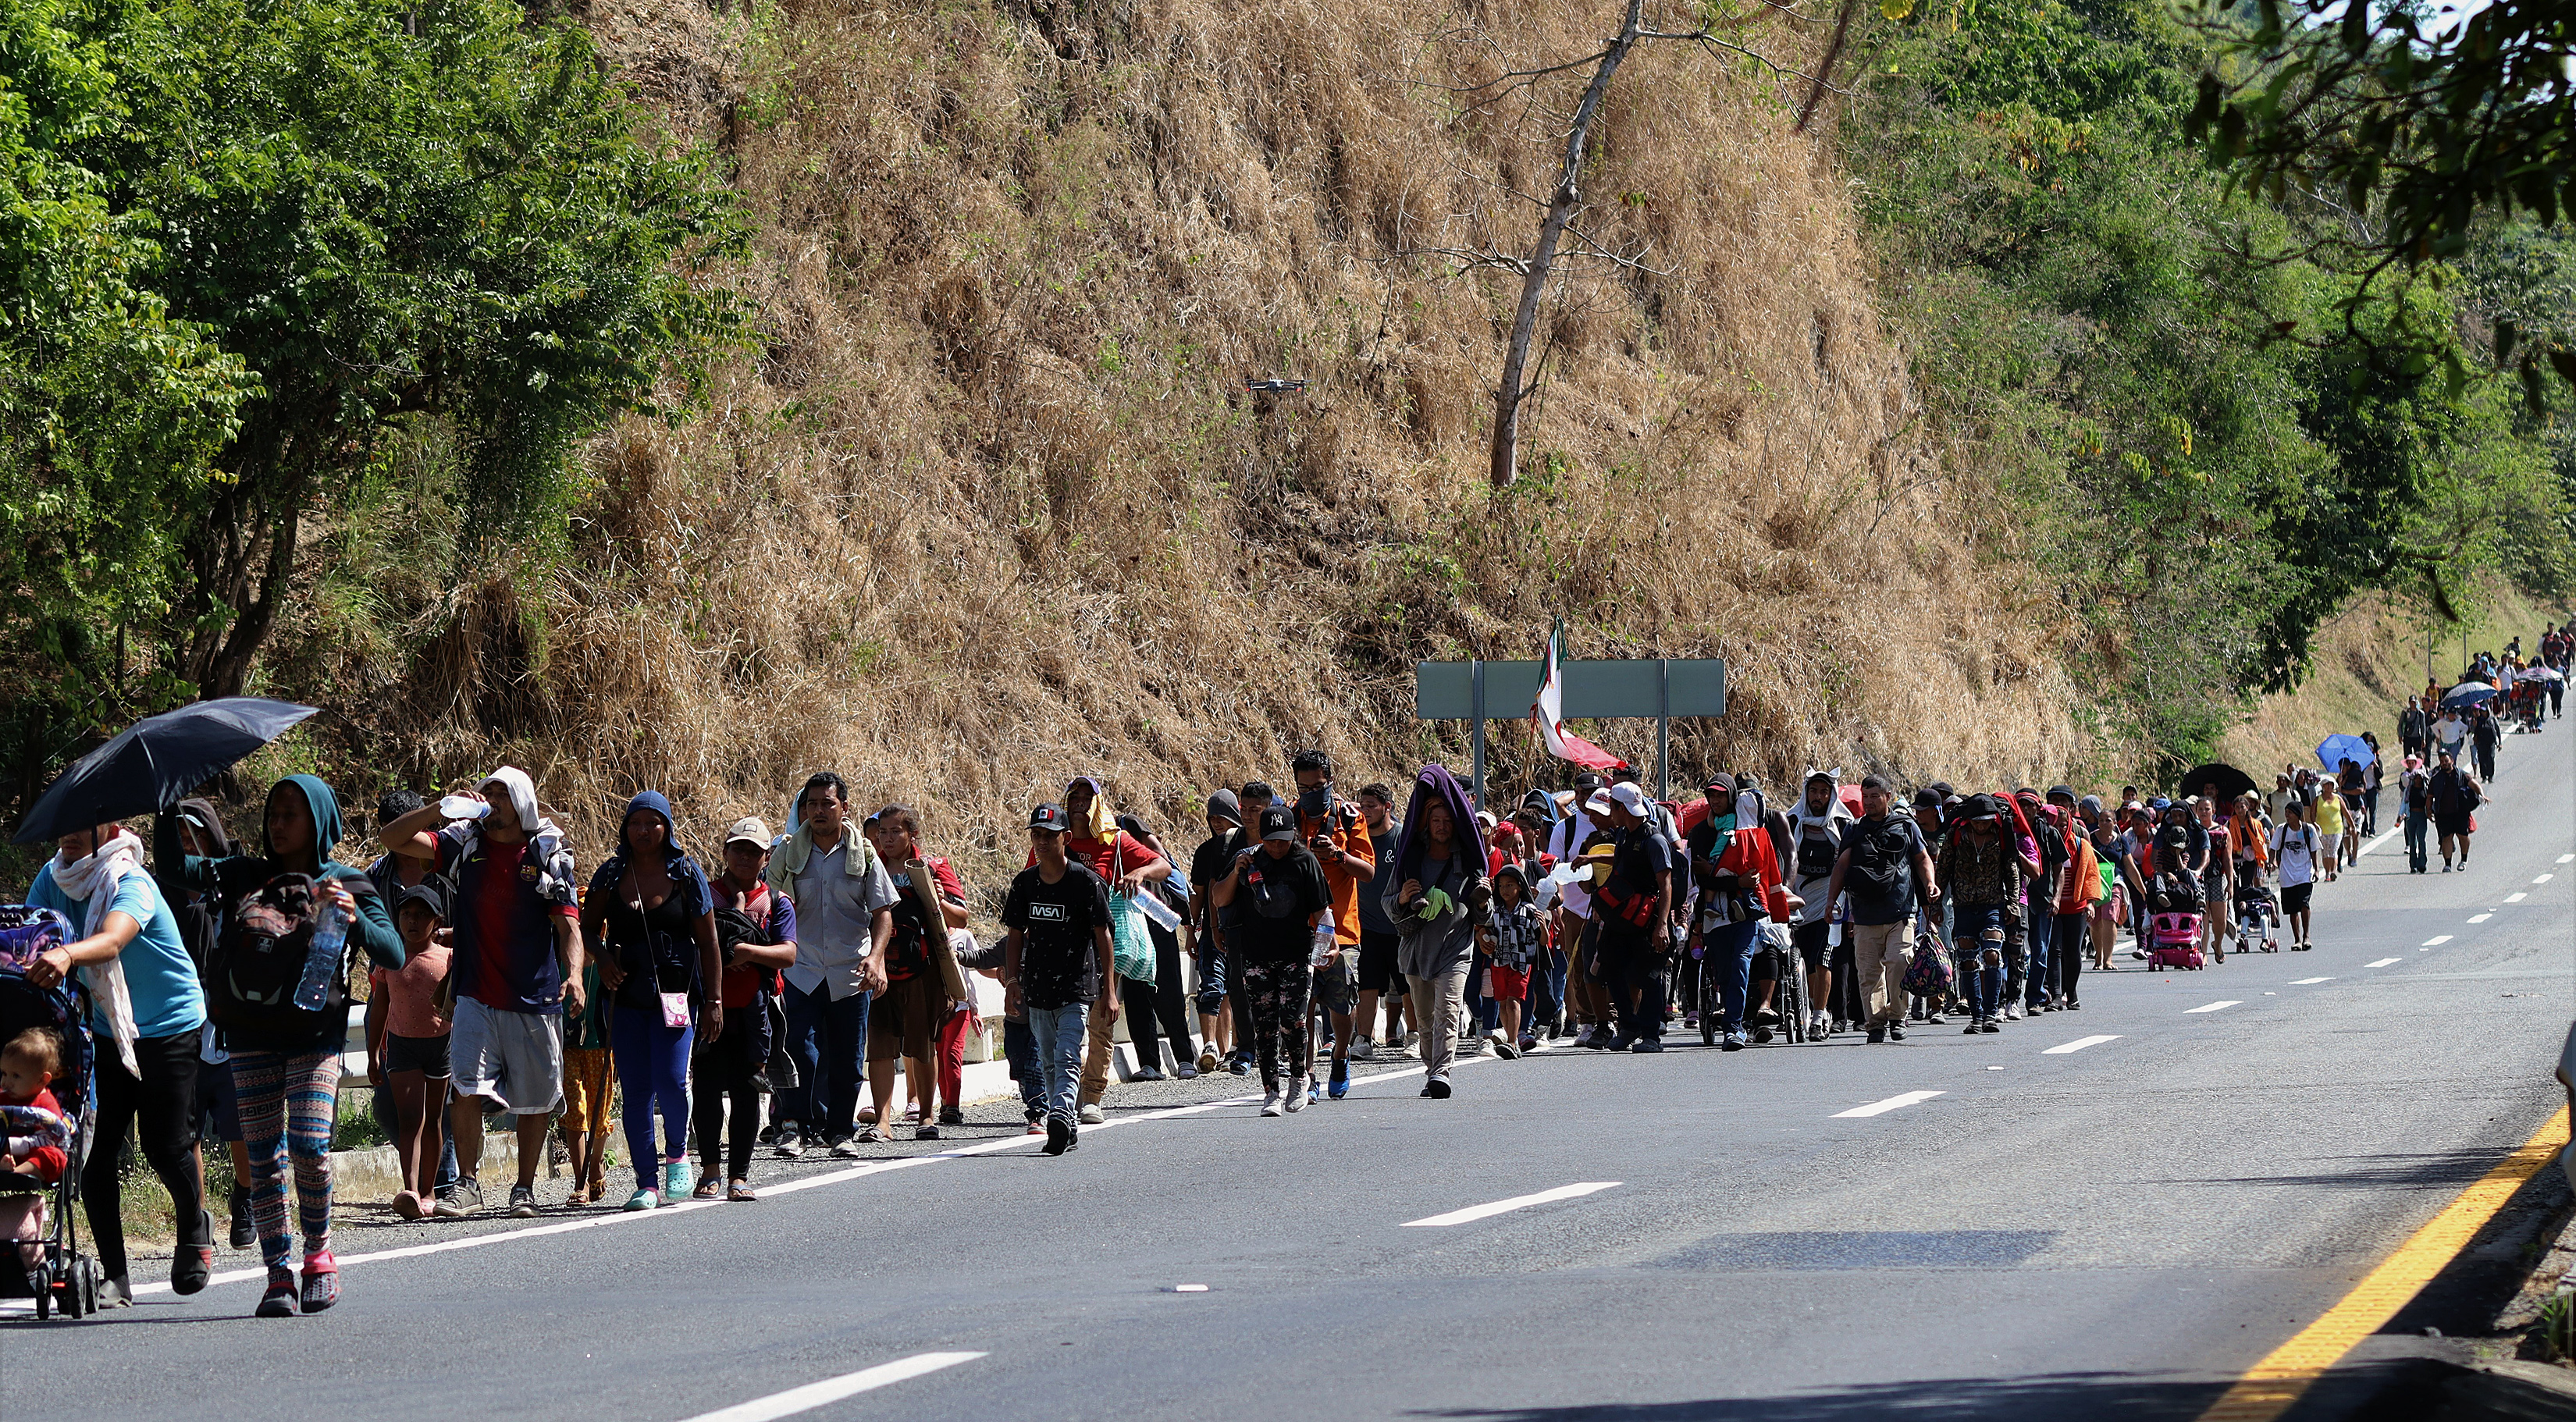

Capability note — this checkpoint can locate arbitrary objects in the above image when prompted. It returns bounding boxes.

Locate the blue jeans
[1703,918,1761,1033]
[1951,904,2010,1019]
[780,981,870,1143]
[1193,937,1229,1018]
[1026,1003,1087,1126]
[2404,809,2430,870]
[610,1005,693,1190]
[1002,1017,1045,1116]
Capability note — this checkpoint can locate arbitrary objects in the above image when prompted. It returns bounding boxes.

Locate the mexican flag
[1531,624,1624,771]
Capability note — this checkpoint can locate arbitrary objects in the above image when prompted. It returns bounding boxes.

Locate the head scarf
[1389,765,1482,889]
[1068,776,1114,842]
[267,773,350,868]
[46,827,146,1074]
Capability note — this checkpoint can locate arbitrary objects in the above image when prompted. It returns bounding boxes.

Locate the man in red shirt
[863,805,969,1141]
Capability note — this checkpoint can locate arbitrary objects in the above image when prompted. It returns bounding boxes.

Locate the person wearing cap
[1937,793,2028,1033]
[1590,781,1678,1051]
[1005,803,1121,1154]
[366,876,454,1220]
[2399,752,2432,873]
[860,805,970,1141]
[1053,777,1172,1124]
[763,771,898,1161]
[699,818,796,1199]
[1290,750,1373,1102]
[1210,805,1332,1113]
[1546,771,1614,1048]
[1187,789,1247,1075]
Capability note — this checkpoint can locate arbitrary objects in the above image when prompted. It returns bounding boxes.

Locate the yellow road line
[2197,1105,2571,1422]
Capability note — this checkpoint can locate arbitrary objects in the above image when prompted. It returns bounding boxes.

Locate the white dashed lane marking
[1400,1182,1622,1227]
[2185,1001,2242,1014]
[1832,1090,1946,1119]
[2290,976,2335,985]
[679,1353,986,1422]
[2535,874,2554,883]
[2424,935,2454,947]
[2467,913,2492,923]
[2041,1036,2122,1055]
[2507,892,2528,902]
[2366,958,2401,968]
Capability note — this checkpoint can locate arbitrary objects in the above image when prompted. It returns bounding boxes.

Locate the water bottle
[438,794,490,821]
[1311,908,1338,967]
[1133,886,1180,933]
[294,895,347,1011]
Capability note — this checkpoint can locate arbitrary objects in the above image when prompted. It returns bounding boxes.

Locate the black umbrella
[12,698,318,844]
[2177,762,2258,804]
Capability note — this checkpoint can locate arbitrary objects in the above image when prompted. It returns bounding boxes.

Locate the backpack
[1241,853,1306,920]
[1848,818,1911,901]
[206,873,370,1039]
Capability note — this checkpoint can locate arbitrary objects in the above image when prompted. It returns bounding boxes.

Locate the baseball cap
[1583,789,1615,817]
[1704,773,1735,796]
[1610,764,1639,783]
[1959,791,2000,820]
[1912,788,1943,809]
[1205,788,1243,827]
[1573,772,1605,794]
[2046,784,2076,802]
[1606,783,1649,817]
[1258,805,1299,842]
[1029,802,1071,833]
[724,816,772,848]
[396,877,449,921]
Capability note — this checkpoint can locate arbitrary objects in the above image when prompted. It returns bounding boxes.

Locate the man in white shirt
[765,772,898,1158]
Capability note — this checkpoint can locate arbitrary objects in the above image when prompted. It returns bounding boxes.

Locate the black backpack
[206,873,369,1039]
[1848,819,1910,899]
[1241,853,1306,920]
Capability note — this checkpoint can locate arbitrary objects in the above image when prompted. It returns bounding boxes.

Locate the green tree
[83,0,745,697]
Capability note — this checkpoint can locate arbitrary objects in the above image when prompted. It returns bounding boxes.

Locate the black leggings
[1124,928,1197,1072]
[86,1029,208,1282]
[692,1015,763,1183]
[2051,912,2087,1004]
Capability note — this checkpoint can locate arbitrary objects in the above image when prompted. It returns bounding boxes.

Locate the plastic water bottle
[294,898,347,1011]
[1311,908,1338,966]
[1133,887,1180,933]
[438,794,490,821]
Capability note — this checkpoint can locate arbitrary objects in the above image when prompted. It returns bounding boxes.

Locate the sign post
[1413,658,1727,807]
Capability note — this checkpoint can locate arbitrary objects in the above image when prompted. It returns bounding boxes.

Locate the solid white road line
[1833,1090,1945,1118]
[2467,912,2493,923]
[2366,957,2402,968]
[1400,1181,1621,1227]
[2041,1035,2122,1055]
[2425,934,2455,946]
[2507,892,2529,902]
[678,1353,986,1422]
[2290,976,2335,985]
[2184,1001,2242,1014]
[2356,828,2400,858]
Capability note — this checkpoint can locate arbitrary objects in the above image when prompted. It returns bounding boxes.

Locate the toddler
[1,1027,69,1275]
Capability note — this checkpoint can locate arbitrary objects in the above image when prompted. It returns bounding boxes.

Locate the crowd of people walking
[3,627,2565,1317]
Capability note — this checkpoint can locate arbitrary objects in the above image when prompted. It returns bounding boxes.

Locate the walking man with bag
[1824,776,1937,1043]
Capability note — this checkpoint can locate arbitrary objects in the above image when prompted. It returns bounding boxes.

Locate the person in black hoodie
[157,798,258,1250]
[158,774,403,1317]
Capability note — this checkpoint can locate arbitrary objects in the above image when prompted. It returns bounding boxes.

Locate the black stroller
[0,905,105,1318]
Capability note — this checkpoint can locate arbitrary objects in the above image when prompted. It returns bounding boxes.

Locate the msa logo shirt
[1002,862,1113,1009]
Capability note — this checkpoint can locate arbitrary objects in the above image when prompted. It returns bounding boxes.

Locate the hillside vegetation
[5,0,2568,883]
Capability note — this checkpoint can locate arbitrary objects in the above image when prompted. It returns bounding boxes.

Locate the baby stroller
[2233,861,2279,953]
[0,906,105,1319]
[2146,872,2207,971]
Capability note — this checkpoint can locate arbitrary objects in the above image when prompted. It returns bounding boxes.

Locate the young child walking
[1477,865,1542,1060]
[366,879,454,1219]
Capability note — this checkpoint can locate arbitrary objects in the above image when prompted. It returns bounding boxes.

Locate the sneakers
[509,1183,539,1218]
[1286,1075,1309,1112]
[1965,1019,1984,1035]
[229,1186,255,1249]
[1350,1036,1375,1061]
[1722,1030,1747,1051]
[435,1178,482,1217]
[1260,1090,1283,1118]
[1025,1115,1046,1136]
[173,1210,213,1294]
[624,1187,659,1211]
[1631,1037,1665,1053]
[1078,1103,1105,1125]
[1980,1018,2001,1033]
[1424,1075,1452,1099]
[1197,1043,1221,1074]
[1130,1067,1166,1082]
[256,1267,297,1318]
[1227,1055,1251,1076]
[829,1137,864,1157]
[1888,1024,1905,1042]
[1175,1064,1198,1080]
[939,1106,965,1125]
[1043,1117,1073,1155]
[1812,1013,1832,1039]
[774,1128,805,1160]
[1750,1026,1774,1044]
[1489,1031,1520,1060]
[94,1275,131,1310]
[1866,1024,1887,1043]
[1329,1058,1350,1099]
[299,1252,339,1314]
[2003,1002,2024,1022]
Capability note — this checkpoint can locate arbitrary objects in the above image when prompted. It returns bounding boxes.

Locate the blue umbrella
[12,698,318,844]
[2314,734,2375,771]
[2442,681,2498,709]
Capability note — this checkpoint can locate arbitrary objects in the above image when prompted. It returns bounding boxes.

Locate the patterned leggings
[1237,957,1314,1090]
[230,1050,340,1270]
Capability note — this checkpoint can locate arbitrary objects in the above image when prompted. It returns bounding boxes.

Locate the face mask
[1297,784,1330,821]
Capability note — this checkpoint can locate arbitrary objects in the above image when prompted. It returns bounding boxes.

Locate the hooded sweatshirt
[438,768,580,1014]
[159,774,404,1054]
[585,791,715,1011]
[1382,766,1485,979]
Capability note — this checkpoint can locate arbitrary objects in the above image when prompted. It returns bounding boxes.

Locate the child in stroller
[0,905,104,1317]
[2147,870,2207,970]
[2233,857,2279,952]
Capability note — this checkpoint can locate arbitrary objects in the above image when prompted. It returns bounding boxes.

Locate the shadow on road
[2171,1150,2510,1190]
[1410,1371,2223,1422]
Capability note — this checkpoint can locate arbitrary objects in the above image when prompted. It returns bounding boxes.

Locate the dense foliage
[1845,0,2569,769]
[0,0,741,805]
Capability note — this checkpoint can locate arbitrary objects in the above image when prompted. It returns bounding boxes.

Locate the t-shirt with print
[1002,861,1114,1011]
[882,858,964,983]
[1358,818,1404,936]
[2270,823,2319,887]
[436,827,579,1015]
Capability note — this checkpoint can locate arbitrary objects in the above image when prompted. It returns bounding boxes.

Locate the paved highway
[6,734,2571,1422]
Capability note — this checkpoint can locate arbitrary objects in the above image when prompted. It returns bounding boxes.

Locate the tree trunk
[1489,0,1644,489]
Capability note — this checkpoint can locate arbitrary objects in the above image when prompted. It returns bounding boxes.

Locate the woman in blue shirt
[26,819,211,1308]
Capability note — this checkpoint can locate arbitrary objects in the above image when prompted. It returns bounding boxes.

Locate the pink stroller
[2148,911,2207,970]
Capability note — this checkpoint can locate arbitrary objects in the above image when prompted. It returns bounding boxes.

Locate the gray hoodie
[1383,850,1479,979]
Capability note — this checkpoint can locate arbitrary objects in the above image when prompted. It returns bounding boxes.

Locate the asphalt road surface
[7,733,2572,1422]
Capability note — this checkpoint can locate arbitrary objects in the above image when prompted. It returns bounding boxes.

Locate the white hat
[1606,783,1650,817]
[1583,789,1614,817]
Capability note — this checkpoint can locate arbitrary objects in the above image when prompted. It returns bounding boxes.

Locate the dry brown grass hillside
[278,0,2097,883]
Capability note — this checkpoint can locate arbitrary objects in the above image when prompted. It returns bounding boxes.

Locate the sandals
[691,1178,723,1200]
[728,1180,759,1203]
